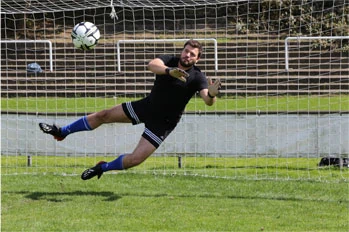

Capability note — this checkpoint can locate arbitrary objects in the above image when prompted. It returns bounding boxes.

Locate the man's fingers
[176,74,186,82]
[174,68,189,78]
[170,68,189,82]
[207,78,221,97]
[209,78,221,89]
[208,78,221,87]
[214,79,221,89]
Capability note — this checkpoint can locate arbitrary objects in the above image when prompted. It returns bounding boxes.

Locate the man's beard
[179,58,195,68]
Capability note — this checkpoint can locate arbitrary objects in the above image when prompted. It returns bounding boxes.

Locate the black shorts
[122,98,179,148]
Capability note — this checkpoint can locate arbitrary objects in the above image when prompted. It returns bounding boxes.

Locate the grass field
[2,172,348,231]
[2,156,349,181]
[2,156,349,231]
[2,95,348,113]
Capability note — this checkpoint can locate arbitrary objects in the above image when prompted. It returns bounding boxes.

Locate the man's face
[179,45,200,68]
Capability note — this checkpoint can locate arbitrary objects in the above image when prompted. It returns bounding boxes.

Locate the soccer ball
[71,22,100,50]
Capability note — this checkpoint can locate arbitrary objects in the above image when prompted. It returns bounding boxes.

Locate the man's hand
[166,67,189,82]
[207,78,221,98]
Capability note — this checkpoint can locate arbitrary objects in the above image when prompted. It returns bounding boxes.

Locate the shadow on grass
[12,190,120,202]
[5,189,348,204]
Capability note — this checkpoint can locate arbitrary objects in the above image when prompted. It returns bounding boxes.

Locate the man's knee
[95,109,112,122]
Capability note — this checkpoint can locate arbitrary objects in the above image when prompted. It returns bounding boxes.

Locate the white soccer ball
[71,22,100,50]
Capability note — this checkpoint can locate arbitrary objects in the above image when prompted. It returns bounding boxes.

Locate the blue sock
[101,154,125,171]
[60,116,92,137]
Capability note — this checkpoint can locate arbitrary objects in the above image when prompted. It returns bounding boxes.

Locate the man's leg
[39,104,131,140]
[81,137,156,180]
[86,104,131,128]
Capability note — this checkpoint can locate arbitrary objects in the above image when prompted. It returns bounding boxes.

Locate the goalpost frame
[284,36,349,72]
[1,40,54,72]
[116,38,218,72]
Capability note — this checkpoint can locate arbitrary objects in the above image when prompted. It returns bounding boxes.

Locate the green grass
[2,156,349,231]
[2,156,349,181]
[2,171,348,231]
[2,95,348,113]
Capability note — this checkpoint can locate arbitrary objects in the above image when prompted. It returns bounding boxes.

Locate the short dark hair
[184,39,203,58]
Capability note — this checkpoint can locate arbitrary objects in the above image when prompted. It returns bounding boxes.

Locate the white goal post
[116,38,218,72]
[284,36,349,72]
[0,40,53,72]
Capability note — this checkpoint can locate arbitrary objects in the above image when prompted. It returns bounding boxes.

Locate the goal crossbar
[116,38,218,72]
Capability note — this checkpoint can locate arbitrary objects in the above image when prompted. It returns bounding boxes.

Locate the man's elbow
[147,61,154,71]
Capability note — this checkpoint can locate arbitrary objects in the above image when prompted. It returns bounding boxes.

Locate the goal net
[1,0,348,181]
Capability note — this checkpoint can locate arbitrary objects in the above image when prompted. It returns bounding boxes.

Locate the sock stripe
[101,154,125,171]
[82,116,92,130]
[60,116,92,137]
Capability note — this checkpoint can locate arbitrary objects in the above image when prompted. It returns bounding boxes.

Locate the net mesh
[1,0,348,181]
[1,0,239,13]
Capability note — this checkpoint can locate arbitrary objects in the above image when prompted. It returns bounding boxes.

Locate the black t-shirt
[147,54,208,121]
